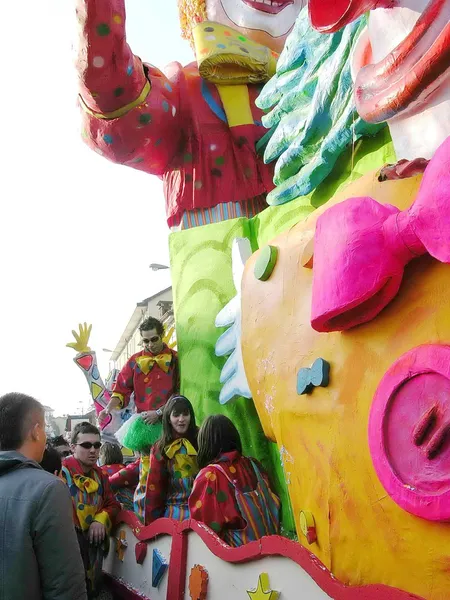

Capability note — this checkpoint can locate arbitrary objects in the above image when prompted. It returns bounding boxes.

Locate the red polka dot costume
[189,450,280,546]
[76,0,275,229]
[110,345,179,413]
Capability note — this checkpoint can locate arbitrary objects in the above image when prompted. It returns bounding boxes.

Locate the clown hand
[256,8,384,206]
[66,323,92,353]
[214,238,252,405]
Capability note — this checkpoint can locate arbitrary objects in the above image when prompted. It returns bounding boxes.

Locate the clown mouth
[242,0,294,14]
[355,0,450,122]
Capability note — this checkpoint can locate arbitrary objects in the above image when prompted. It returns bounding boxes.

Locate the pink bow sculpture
[311,136,450,332]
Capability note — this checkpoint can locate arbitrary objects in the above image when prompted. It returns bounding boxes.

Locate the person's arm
[100,358,134,421]
[94,473,121,532]
[144,446,169,524]
[33,479,87,600]
[76,0,182,175]
[109,459,140,491]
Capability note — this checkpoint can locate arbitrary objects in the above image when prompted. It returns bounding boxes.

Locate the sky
[0,1,193,415]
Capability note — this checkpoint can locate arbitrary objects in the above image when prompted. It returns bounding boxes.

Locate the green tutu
[116,415,163,453]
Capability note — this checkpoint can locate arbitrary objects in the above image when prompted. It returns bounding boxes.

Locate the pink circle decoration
[369,344,450,521]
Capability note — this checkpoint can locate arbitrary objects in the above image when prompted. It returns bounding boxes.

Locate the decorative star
[247,573,279,600]
[115,530,127,561]
[189,564,209,600]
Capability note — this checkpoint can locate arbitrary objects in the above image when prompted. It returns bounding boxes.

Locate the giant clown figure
[76,0,302,229]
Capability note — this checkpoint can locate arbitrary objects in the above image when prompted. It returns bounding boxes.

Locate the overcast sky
[0,1,193,415]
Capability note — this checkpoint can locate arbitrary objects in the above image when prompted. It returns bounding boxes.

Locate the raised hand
[66,322,92,354]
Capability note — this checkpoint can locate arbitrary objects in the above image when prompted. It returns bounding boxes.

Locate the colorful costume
[101,462,134,509]
[111,345,179,413]
[143,438,199,523]
[62,456,120,597]
[189,450,280,546]
[111,440,198,524]
[109,457,147,520]
[77,0,276,229]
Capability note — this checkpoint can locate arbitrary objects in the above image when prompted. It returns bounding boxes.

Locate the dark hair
[50,435,69,448]
[156,395,198,454]
[99,442,123,466]
[197,415,242,470]
[139,316,164,336]
[0,392,44,451]
[40,445,62,474]
[71,422,100,445]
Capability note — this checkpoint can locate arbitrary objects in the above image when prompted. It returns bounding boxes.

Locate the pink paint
[369,344,450,521]
[106,511,425,599]
[311,135,450,332]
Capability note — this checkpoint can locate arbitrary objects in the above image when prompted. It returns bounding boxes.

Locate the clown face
[206,0,303,52]
[308,0,450,159]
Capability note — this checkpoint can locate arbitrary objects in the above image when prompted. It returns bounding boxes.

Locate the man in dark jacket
[0,392,87,600]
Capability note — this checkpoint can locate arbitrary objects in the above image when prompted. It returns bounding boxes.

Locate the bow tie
[311,136,450,332]
[135,353,172,375]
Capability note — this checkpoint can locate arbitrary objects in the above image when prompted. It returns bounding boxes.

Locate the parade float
[72,0,450,598]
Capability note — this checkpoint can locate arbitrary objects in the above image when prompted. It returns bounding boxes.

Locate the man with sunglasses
[99,316,179,427]
[62,422,120,598]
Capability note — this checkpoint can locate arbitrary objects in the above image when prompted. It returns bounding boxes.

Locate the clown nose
[308,0,395,33]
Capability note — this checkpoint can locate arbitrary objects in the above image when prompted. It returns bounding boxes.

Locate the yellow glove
[66,323,92,353]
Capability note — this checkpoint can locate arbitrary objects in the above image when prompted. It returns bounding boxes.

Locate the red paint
[242,0,293,15]
[76,354,93,371]
[369,344,450,521]
[308,0,393,33]
[135,541,147,565]
[109,511,425,599]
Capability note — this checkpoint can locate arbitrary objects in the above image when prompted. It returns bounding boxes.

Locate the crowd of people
[0,317,281,599]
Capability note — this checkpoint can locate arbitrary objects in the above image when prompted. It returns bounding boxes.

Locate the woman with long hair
[189,415,280,547]
[139,395,199,524]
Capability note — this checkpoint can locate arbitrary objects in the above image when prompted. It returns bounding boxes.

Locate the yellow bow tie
[72,474,99,493]
[135,353,172,375]
[193,21,278,85]
[165,439,199,479]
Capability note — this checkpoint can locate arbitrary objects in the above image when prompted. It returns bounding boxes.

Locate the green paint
[96,23,111,36]
[254,245,278,281]
[169,128,395,536]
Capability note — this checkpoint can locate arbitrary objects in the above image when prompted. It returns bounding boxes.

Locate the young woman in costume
[141,395,199,524]
[109,395,198,524]
[189,414,280,546]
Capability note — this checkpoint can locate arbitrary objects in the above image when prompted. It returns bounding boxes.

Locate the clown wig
[178,0,207,43]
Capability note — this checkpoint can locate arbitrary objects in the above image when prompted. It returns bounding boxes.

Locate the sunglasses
[142,335,160,344]
[77,442,102,450]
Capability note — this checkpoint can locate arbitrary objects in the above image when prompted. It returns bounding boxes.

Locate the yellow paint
[78,80,151,120]
[217,85,253,127]
[193,21,277,85]
[90,382,103,400]
[242,170,450,599]
[299,511,316,544]
[247,573,279,600]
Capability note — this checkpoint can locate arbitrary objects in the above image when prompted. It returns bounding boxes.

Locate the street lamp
[149,263,169,271]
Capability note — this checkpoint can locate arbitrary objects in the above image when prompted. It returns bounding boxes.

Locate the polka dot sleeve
[144,446,169,524]
[189,467,245,535]
[77,0,182,176]
[76,0,147,114]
